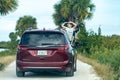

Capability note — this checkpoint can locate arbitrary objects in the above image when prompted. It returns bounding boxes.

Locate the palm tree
[0,0,18,15]
[15,15,37,37]
[53,0,95,26]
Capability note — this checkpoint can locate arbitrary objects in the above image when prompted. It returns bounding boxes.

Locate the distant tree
[0,0,18,16]
[98,27,101,36]
[15,15,37,37]
[9,32,17,41]
[53,0,95,27]
[8,32,18,50]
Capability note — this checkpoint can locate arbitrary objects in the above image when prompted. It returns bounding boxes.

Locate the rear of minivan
[16,30,76,77]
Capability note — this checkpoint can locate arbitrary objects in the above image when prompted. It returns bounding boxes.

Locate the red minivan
[16,30,77,77]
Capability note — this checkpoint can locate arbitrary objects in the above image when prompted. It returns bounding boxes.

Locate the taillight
[65,44,68,50]
[57,44,69,50]
[18,44,28,50]
[18,44,20,49]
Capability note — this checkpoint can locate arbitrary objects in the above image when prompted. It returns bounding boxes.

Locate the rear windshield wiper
[41,43,56,45]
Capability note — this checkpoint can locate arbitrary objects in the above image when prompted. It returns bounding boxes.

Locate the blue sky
[0,0,120,41]
[86,0,120,35]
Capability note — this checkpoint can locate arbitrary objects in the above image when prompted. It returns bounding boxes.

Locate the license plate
[38,50,47,55]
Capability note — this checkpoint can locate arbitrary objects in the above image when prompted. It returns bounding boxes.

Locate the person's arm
[61,22,67,29]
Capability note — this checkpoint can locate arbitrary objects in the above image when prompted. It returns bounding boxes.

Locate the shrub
[0,50,16,57]
[89,48,120,79]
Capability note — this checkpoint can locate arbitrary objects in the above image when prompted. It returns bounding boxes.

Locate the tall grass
[0,50,16,70]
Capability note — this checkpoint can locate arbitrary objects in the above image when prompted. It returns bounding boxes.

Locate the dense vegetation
[76,25,120,80]
[15,15,37,37]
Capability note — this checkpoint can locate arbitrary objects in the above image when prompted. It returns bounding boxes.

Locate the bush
[90,49,120,71]
[89,48,120,79]
[0,50,16,57]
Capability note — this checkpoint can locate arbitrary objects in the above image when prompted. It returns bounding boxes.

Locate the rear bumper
[16,60,72,72]
[18,67,64,72]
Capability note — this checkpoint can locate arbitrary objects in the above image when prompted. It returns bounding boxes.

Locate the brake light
[18,44,20,49]
[57,44,69,50]
[18,44,28,49]
[65,44,68,50]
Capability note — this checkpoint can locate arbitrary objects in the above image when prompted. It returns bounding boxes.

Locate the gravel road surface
[0,60,100,80]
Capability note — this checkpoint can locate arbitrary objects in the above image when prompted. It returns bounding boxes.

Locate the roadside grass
[77,54,116,80]
[0,50,16,71]
[0,55,15,70]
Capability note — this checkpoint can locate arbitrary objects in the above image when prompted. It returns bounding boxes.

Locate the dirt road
[0,60,100,80]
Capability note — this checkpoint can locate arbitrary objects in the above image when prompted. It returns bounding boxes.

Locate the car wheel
[66,67,74,77]
[16,71,25,77]
[74,60,77,72]
[16,67,25,77]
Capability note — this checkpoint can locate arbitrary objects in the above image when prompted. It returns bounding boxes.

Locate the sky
[0,0,120,41]
[86,0,120,35]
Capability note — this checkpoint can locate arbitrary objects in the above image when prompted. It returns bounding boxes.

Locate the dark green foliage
[0,0,18,15]
[8,32,18,50]
[15,15,37,37]
[53,0,95,26]
[102,35,120,50]
[77,26,102,54]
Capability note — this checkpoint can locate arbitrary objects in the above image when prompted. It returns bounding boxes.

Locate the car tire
[16,67,25,77]
[66,67,74,77]
[16,71,25,77]
[74,60,77,72]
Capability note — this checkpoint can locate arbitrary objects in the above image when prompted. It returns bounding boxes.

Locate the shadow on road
[24,71,67,78]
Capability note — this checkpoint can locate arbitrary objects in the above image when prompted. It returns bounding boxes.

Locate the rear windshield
[20,32,67,46]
